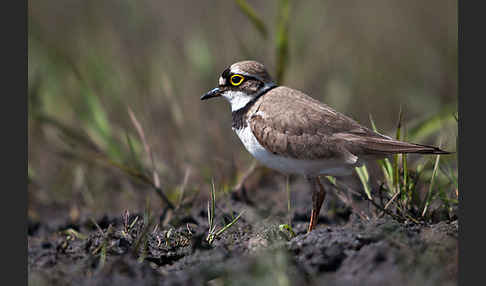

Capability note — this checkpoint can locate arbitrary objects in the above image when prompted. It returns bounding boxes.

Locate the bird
[201,60,450,232]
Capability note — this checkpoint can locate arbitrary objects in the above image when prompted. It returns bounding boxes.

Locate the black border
[458,1,464,285]
[459,1,482,285]
[5,0,28,285]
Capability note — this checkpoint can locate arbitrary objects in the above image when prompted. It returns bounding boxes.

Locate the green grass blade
[421,154,441,217]
[326,176,337,186]
[393,107,403,194]
[215,210,245,237]
[369,114,394,191]
[275,0,290,84]
[207,200,211,232]
[79,88,123,161]
[63,228,88,240]
[369,114,378,132]
[28,164,35,183]
[407,106,456,142]
[402,127,409,202]
[377,158,394,191]
[356,165,372,200]
[125,132,143,172]
[234,0,268,39]
[439,164,458,190]
[286,175,291,226]
[402,153,408,199]
[210,179,216,231]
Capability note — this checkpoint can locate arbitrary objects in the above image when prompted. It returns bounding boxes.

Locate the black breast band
[231,82,277,130]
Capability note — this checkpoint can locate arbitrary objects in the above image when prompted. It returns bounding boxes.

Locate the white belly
[233,125,354,177]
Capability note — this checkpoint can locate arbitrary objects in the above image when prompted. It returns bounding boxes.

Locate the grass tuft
[353,111,457,222]
[278,224,295,239]
[206,179,245,244]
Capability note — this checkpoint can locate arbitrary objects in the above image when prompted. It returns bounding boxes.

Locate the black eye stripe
[229,73,260,81]
[220,69,268,87]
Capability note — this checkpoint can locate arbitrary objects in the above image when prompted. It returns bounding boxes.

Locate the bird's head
[201,61,276,111]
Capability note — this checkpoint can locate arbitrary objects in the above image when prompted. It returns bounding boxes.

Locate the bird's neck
[230,83,277,129]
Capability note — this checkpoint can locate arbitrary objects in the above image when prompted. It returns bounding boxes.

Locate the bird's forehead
[229,66,245,75]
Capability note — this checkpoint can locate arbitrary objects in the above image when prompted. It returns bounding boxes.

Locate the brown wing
[248,86,448,162]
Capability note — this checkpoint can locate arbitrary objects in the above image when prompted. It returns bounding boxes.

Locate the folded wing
[249,87,449,163]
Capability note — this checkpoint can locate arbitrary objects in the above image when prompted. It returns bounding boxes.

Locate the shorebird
[201,60,449,232]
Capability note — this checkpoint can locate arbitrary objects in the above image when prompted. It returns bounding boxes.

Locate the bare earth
[28,176,458,286]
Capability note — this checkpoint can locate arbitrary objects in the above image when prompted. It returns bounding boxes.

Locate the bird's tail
[359,138,451,155]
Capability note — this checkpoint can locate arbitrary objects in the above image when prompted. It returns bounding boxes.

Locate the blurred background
[28,0,457,222]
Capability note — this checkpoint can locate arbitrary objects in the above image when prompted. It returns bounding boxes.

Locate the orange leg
[307,177,327,233]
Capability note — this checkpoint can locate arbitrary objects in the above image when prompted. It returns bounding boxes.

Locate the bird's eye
[230,74,245,86]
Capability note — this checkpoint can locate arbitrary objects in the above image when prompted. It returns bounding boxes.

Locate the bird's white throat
[222,91,253,111]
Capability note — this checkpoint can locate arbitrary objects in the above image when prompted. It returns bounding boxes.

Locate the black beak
[201,88,221,100]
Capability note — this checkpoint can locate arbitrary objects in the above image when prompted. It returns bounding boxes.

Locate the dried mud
[28,177,458,286]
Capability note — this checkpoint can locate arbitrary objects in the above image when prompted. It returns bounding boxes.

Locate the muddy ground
[28,176,458,286]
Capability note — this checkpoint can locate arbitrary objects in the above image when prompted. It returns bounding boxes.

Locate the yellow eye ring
[230,74,245,86]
